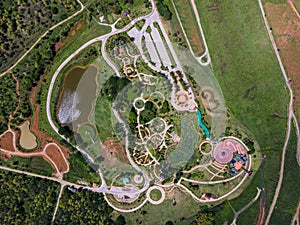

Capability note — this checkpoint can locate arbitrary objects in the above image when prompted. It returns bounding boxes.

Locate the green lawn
[172,0,204,55]
[194,0,289,222]
[269,125,300,224]
[150,189,162,201]
[120,189,205,225]
[0,156,53,176]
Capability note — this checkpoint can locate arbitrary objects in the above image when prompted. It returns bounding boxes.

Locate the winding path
[257,1,300,224]
[0,0,85,77]
[230,188,262,225]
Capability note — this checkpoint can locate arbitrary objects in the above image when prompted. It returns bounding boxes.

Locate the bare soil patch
[55,42,63,52]
[0,131,15,152]
[102,138,129,164]
[0,152,10,160]
[55,20,85,52]
[265,3,300,117]
[45,144,68,173]
[32,105,70,158]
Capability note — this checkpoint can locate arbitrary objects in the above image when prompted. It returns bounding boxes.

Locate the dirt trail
[291,200,300,225]
[45,144,69,173]
[258,1,297,224]
[288,0,300,19]
[0,0,85,77]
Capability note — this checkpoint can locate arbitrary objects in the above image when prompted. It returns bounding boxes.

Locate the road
[0,165,84,188]
[0,0,85,77]
[104,194,148,213]
[257,0,300,224]
[289,1,300,19]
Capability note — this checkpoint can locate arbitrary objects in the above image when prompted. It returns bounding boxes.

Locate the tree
[115,215,126,225]
[165,221,174,225]
[191,213,214,225]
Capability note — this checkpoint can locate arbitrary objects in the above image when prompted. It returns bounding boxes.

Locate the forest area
[53,187,126,225]
[0,170,60,225]
[0,0,79,71]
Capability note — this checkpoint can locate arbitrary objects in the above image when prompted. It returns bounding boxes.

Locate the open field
[269,126,300,224]
[264,2,300,119]
[0,131,15,152]
[119,188,205,225]
[194,0,289,221]
[172,0,204,55]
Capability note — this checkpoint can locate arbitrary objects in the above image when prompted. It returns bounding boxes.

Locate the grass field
[0,156,53,176]
[194,0,289,222]
[120,188,205,225]
[172,0,204,56]
[269,126,300,224]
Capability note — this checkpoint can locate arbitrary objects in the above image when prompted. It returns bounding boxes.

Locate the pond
[57,65,98,130]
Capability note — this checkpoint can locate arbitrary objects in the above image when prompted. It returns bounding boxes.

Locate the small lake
[57,65,97,130]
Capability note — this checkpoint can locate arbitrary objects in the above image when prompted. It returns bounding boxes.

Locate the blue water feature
[196,109,210,139]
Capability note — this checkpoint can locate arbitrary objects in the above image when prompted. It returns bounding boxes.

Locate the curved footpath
[257,0,300,224]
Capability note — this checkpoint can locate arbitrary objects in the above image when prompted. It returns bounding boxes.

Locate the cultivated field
[264,2,300,119]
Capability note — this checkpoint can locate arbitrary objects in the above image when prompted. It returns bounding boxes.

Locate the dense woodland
[53,188,115,225]
[0,170,59,225]
[0,0,79,70]
[0,75,18,132]
[156,0,172,20]
[0,14,85,134]
[86,0,150,18]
